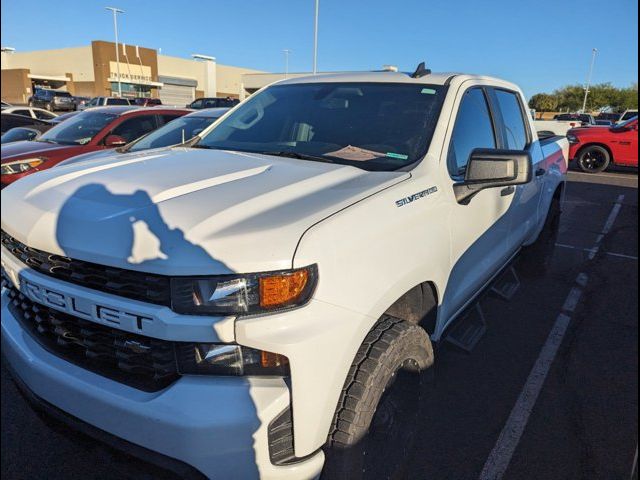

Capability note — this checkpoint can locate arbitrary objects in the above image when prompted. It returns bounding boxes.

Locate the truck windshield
[37,111,118,145]
[196,82,446,171]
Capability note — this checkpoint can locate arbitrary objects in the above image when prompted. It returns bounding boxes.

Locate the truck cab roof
[273,71,518,89]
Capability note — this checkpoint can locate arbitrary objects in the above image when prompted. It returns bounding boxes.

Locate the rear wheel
[577,145,611,173]
[323,316,434,480]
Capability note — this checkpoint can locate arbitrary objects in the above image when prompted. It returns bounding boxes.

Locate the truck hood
[1,148,407,275]
[1,140,80,162]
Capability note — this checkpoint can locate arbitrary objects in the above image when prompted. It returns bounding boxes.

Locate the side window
[13,109,32,117]
[191,99,203,108]
[159,114,181,125]
[448,88,496,176]
[111,115,158,143]
[35,110,56,120]
[204,99,218,108]
[494,90,529,150]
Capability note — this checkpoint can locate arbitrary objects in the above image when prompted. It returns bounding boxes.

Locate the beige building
[1,40,264,105]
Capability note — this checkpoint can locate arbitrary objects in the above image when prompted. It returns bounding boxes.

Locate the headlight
[171,265,318,315]
[1,158,45,175]
[176,343,290,376]
[566,134,579,144]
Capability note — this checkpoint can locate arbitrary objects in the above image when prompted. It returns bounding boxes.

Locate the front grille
[6,285,180,392]
[1,231,171,306]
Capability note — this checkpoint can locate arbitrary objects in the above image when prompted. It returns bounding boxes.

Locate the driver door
[613,120,638,165]
[441,85,513,324]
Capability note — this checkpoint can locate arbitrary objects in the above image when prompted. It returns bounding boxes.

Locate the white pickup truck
[1,69,568,480]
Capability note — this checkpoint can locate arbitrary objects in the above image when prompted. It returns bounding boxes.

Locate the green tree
[529,83,638,113]
[529,93,558,114]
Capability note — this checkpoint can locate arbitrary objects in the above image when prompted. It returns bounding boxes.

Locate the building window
[110,82,153,98]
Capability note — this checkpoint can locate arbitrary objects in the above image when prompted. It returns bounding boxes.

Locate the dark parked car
[72,96,91,111]
[597,112,622,123]
[1,106,190,187]
[186,97,239,109]
[1,125,52,144]
[133,97,162,107]
[28,89,75,112]
[553,113,596,126]
[1,113,51,135]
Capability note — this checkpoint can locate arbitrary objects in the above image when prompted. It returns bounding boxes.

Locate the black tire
[577,145,611,173]
[46,102,53,112]
[28,100,34,107]
[518,196,561,278]
[323,316,434,480]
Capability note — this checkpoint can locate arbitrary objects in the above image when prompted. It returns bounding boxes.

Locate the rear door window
[493,90,529,150]
[12,109,33,118]
[107,98,130,106]
[35,110,57,120]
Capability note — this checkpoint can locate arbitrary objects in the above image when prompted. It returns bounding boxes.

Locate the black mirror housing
[453,149,532,204]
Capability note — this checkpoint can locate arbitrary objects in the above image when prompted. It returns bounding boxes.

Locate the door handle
[500,186,515,196]
[535,168,546,177]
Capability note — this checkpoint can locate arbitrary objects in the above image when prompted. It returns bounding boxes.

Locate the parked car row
[1,105,231,185]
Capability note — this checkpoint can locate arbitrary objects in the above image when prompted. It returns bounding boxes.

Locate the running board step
[445,304,487,353]
[490,265,521,301]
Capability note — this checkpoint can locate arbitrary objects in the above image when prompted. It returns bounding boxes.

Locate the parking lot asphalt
[1,169,638,480]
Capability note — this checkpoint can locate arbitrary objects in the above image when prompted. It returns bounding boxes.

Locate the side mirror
[453,149,532,205]
[104,134,127,147]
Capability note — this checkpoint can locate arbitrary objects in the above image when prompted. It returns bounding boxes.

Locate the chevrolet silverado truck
[1,68,568,480]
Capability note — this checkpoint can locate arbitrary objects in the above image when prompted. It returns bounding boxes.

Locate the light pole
[581,48,598,113]
[105,7,124,97]
[313,0,319,74]
[283,49,291,78]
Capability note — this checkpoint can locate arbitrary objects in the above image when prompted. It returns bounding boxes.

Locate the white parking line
[588,194,625,259]
[555,243,638,261]
[479,312,574,480]
[479,195,625,480]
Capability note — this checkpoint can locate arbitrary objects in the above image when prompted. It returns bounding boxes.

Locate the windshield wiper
[257,151,335,163]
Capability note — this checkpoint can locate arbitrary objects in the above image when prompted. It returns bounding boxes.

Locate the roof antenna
[410,61,431,78]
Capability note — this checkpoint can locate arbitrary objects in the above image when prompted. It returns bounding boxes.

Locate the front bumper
[1,292,324,479]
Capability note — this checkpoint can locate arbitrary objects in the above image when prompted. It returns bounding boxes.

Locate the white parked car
[1,106,58,121]
[1,69,568,479]
[79,96,131,110]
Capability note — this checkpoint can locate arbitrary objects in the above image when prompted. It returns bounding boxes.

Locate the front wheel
[322,316,434,480]
[577,145,611,173]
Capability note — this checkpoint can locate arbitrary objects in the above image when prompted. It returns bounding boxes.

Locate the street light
[105,7,125,98]
[283,49,291,78]
[581,48,598,113]
[313,0,319,74]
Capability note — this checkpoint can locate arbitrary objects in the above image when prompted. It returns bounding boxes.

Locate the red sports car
[1,106,190,188]
[568,116,638,173]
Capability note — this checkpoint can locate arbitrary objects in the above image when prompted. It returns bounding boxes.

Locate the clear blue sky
[1,0,638,97]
